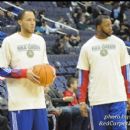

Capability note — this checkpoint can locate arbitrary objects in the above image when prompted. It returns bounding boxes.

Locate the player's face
[19,11,36,34]
[100,18,113,37]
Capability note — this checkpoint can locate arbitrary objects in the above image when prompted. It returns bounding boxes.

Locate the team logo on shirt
[26,50,34,58]
[17,44,40,58]
[100,48,108,56]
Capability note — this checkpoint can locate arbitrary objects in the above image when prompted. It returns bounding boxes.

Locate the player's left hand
[79,102,88,117]
[127,98,130,110]
[27,68,40,85]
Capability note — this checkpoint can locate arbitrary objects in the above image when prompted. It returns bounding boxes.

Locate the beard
[101,29,112,37]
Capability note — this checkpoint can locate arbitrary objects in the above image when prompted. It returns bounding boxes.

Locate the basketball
[33,64,56,86]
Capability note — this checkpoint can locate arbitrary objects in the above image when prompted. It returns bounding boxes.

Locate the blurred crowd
[1,1,130,54]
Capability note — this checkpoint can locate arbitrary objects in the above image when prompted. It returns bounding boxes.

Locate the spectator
[0,10,6,27]
[72,7,83,26]
[36,20,58,35]
[46,86,74,130]
[56,2,71,8]
[77,14,88,30]
[63,77,78,106]
[5,11,16,26]
[48,86,74,105]
[44,87,62,130]
[54,17,65,30]
[7,6,21,15]
[111,2,126,25]
[52,38,66,54]
[118,3,127,25]
[68,34,81,47]
[36,9,46,25]
[119,23,130,41]
[111,2,121,23]
[63,77,90,130]
[52,34,70,54]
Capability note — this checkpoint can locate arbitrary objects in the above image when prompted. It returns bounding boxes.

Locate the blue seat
[54,80,66,93]
[57,76,67,85]
[0,31,7,41]
[125,41,130,47]
[58,67,67,74]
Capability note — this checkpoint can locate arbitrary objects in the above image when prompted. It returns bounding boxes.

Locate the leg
[58,106,72,130]
[81,117,91,130]
[48,114,57,130]
[0,109,10,130]
[71,105,83,130]
[89,104,110,130]
[9,110,34,130]
[110,101,127,130]
[33,109,49,130]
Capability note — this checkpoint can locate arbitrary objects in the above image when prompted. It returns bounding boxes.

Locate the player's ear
[18,20,22,26]
[96,25,100,31]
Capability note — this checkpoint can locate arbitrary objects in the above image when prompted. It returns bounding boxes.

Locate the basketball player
[77,15,130,130]
[1,10,49,130]
[0,67,40,130]
[0,48,40,130]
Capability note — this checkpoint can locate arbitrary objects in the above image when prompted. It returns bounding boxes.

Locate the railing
[4,1,23,10]
[77,1,112,13]
[3,1,79,34]
[41,15,79,34]
[97,5,111,13]
[0,7,18,16]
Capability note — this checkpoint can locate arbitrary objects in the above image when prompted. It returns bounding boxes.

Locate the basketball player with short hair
[77,15,130,130]
[0,47,41,130]
[1,10,49,130]
[0,67,40,130]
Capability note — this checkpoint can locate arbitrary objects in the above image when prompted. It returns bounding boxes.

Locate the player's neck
[19,31,32,38]
[95,32,108,39]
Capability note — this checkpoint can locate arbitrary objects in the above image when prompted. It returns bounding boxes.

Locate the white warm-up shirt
[2,32,49,111]
[77,35,130,106]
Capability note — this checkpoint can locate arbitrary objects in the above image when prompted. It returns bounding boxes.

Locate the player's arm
[0,67,27,78]
[78,69,89,103]
[121,65,130,99]
[76,43,90,117]
[121,65,130,110]
[0,67,40,84]
[120,41,130,108]
[78,69,89,117]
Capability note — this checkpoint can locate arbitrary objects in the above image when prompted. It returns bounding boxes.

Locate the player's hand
[79,102,88,117]
[63,96,74,102]
[127,98,130,110]
[26,68,40,84]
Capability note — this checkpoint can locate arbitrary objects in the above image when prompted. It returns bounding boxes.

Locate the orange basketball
[33,64,56,86]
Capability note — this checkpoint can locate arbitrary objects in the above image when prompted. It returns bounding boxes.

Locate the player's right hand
[27,68,40,85]
[79,102,88,117]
